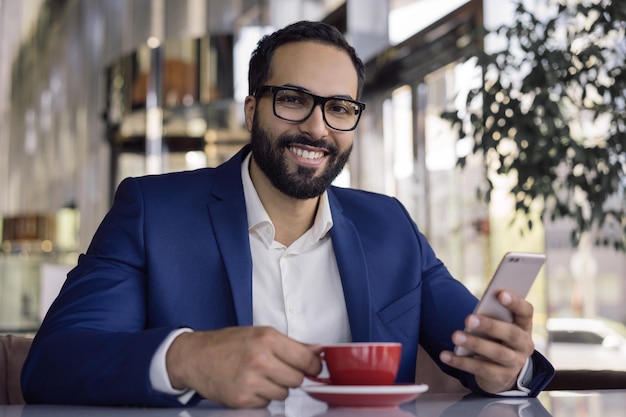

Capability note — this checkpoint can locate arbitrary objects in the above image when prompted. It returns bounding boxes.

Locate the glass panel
[382,85,416,213]
[199,35,234,102]
[422,61,488,293]
[130,45,151,110]
[162,38,198,107]
[1,212,78,332]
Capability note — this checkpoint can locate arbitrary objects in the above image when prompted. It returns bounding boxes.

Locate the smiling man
[22,21,554,408]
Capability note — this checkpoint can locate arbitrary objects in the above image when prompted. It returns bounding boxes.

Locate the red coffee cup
[309,342,402,385]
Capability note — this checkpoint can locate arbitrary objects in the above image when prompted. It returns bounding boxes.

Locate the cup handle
[306,375,332,384]
[307,350,331,384]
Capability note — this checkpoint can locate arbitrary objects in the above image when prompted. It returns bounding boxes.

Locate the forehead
[268,41,359,99]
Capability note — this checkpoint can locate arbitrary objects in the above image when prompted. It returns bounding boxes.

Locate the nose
[299,103,330,139]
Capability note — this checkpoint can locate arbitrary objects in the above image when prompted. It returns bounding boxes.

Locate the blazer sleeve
[463,350,555,397]
[21,178,195,406]
[406,206,555,397]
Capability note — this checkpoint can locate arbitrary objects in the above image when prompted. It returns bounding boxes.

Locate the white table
[1,390,624,417]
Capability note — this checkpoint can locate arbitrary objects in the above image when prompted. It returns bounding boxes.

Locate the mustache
[277,134,339,156]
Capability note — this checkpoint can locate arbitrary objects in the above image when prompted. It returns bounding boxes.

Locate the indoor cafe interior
[1,0,625,414]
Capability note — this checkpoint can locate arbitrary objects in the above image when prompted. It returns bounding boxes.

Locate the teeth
[289,147,324,160]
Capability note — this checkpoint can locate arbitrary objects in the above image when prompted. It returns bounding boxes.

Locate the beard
[250,115,352,200]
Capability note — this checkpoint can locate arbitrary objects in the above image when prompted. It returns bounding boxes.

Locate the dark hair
[248,20,366,99]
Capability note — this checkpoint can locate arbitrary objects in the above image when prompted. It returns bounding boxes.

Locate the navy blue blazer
[22,145,554,406]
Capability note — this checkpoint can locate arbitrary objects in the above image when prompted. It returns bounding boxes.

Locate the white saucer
[301,384,429,408]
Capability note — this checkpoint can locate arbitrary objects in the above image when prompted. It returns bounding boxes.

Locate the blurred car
[541,317,626,371]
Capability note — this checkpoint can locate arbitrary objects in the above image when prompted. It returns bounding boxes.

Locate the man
[21,21,554,408]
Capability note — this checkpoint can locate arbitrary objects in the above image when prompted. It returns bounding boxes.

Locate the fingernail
[453,332,467,344]
[441,352,452,363]
[468,316,480,329]
[501,292,512,305]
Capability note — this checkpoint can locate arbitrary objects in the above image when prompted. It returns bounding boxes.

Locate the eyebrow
[282,83,356,101]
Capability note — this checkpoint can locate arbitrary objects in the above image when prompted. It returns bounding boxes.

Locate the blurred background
[0,0,625,372]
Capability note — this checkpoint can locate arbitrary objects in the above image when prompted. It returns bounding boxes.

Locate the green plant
[443,0,625,251]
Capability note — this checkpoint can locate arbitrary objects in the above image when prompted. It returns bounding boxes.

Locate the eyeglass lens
[273,88,361,131]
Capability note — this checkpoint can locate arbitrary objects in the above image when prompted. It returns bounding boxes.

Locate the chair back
[0,334,33,405]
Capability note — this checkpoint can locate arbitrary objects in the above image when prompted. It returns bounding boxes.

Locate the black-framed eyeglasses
[254,85,366,132]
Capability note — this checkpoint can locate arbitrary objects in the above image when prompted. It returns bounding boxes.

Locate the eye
[276,90,310,107]
[326,100,356,116]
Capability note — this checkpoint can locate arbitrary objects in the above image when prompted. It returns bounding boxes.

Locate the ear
[244,96,256,132]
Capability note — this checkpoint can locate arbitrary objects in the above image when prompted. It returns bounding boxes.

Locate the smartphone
[454,251,546,356]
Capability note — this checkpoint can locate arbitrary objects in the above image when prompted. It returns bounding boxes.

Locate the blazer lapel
[207,146,254,326]
[328,189,372,342]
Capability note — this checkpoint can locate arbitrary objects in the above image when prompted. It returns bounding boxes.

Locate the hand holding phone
[454,251,546,356]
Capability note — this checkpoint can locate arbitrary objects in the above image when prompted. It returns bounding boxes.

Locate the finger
[440,350,519,393]
[208,372,272,408]
[306,343,325,354]
[223,391,271,409]
[231,338,299,387]
[253,378,291,403]
[209,350,292,407]
[452,330,518,366]
[463,315,534,356]
[263,352,311,388]
[497,291,534,329]
[271,338,323,377]
[442,349,507,378]
[243,329,322,387]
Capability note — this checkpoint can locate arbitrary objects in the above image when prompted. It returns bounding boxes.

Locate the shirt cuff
[493,356,533,397]
[149,328,196,404]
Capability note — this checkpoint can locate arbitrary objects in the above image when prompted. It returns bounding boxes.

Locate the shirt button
[288,307,296,315]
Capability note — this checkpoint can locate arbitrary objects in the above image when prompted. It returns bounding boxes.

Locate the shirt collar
[241,152,333,246]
